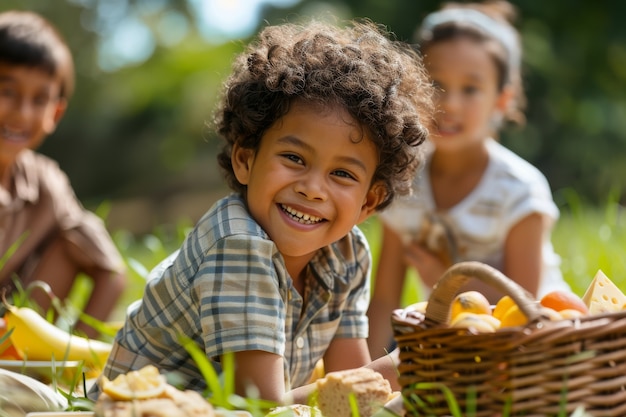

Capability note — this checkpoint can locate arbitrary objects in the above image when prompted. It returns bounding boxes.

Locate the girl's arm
[503,212,544,297]
[367,223,409,359]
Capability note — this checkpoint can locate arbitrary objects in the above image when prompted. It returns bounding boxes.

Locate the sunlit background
[2,0,626,235]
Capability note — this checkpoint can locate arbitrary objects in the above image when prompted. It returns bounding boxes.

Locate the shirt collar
[9,150,40,204]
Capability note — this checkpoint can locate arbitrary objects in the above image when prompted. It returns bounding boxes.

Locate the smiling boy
[94,19,434,404]
[0,11,127,338]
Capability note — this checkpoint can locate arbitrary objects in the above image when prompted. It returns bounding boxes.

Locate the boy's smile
[0,63,65,173]
[232,101,384,277]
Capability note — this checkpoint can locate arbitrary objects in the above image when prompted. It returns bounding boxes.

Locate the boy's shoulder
[196,193,270,241]
[13,150,71,192]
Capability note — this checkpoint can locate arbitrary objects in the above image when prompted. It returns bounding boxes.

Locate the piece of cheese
[581,270,626,314]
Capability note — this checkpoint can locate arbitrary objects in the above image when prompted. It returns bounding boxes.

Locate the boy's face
[0,63,66,168]
[232,101,385,264]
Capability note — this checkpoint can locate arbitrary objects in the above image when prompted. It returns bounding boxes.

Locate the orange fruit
[492,295,517,320]
[450,291,491,321]
[540,290,589,314]
[0,317,21,360]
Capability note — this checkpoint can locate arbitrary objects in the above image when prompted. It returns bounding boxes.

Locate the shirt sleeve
[41,158,125,273]
[502,173,559,233]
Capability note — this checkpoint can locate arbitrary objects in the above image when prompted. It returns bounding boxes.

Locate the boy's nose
[15,98,35,120]
[295,173,328,201]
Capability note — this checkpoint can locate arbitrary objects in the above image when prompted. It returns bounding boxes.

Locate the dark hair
[0,10,74,100]
[415,0,526,125]
[214,19,434,210]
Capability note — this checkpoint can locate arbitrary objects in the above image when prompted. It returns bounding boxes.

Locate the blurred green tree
[1,0,625,232]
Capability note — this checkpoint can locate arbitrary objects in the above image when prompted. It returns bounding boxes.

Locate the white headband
[419,8,520,82]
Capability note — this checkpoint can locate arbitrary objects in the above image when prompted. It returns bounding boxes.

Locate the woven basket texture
[392,261,626,417]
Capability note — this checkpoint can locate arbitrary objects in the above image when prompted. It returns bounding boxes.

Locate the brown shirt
[0,150,124,285]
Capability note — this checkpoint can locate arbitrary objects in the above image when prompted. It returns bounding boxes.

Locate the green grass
[97,197,626,322]
[6,195,619,415]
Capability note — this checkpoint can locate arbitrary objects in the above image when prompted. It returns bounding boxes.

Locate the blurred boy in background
[0,10,127,338]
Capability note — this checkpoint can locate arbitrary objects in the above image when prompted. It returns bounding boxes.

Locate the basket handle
[424,261,542,325]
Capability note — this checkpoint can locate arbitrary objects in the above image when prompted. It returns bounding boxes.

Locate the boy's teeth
[282,204,322,224]
[1,126,27,141]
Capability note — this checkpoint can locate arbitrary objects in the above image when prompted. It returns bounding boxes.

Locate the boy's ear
[45,98,67,134]
[357,181,387,223]
[231,142,255,185]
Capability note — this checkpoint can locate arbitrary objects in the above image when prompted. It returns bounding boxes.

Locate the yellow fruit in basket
[405,301,428,313]
[102,365,167,400]
[492,295,516,320]
[4,305,111,368]
[450,291,491,320]
[450,312,500,333]
[499,305,527,328]
[559,309,585,319]
[538,306,562,321]
[500,304,562,328]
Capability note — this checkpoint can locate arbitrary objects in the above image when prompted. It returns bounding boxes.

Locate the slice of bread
[316,368,391,417]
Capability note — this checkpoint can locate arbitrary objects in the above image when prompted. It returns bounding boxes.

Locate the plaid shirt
[101,193,371,392]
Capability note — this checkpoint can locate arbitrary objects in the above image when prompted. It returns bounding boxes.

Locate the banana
[4,305,112,369]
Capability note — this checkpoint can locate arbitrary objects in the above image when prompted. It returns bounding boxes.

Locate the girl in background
[367,0,571,358]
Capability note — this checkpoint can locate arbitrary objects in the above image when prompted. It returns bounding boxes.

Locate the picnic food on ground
[0,368,68,415]
[315,368,392,417]
[101,364,167,400]
[581,269,626,314]
[4,304,112,368]
[0,317,21,360]
[95,365,215,417]
[95,384,215,417]
[267,404,323,417]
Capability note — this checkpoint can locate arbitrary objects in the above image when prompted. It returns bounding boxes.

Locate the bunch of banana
[4,305,112,369]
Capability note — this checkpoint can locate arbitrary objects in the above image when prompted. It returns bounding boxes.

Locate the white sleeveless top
[380,139,570,297]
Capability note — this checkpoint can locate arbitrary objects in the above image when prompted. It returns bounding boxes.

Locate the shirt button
[296,337,304,349]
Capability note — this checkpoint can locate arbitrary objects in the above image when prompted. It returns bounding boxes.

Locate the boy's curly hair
[0,11,74,100]
[214,19,434,211]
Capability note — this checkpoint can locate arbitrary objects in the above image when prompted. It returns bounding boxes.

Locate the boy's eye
[333,169,356,180]
[282,153,303,164]
[0,86,16,98]
[462,85,479,95]
[34,93,52,106]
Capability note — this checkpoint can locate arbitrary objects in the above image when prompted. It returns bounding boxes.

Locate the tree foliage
[1,0,625,216]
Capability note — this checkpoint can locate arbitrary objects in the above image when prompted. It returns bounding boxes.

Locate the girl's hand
[404,240,447,288]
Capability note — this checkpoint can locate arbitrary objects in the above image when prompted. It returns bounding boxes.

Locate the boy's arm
[233,350,286,404]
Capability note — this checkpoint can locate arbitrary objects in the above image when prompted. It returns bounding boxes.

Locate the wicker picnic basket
[391,261,626,417]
